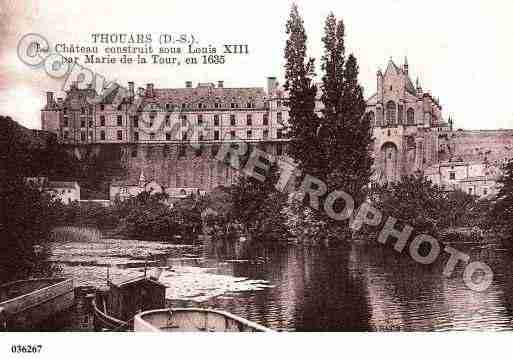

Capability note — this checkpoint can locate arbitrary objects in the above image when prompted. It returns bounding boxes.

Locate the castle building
[364,57,450,184]
[42,77,289,194]
[41,58,513,197]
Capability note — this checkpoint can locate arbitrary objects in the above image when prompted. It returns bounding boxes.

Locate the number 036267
[11,345,42,354]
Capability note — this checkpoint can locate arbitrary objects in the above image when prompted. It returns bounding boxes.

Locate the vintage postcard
[1,0,512,357]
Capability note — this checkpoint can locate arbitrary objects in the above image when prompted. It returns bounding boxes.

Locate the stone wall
[67,142,287,192]
[443,130,513,165]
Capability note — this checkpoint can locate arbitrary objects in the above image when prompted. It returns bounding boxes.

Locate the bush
[0,179,62,283]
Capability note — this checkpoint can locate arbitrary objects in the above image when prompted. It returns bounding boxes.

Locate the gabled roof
[384,58,401,76]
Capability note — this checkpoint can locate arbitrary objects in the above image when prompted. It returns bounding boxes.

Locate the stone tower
[364,58,449,184]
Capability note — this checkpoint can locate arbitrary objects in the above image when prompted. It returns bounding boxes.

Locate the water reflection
[49,235,513,331]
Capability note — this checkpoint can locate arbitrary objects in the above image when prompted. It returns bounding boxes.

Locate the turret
[377,69,383,103]
[403,56,409,75]
[416,77,422,94]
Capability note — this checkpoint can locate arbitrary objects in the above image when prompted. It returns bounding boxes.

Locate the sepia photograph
[1,0,512,357]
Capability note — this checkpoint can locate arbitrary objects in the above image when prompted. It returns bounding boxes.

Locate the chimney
[217,80,224,88]
[185,81,192,88]
[146,83,154,97]
[46,91,54,105]
[128,81,135,97]
[267,77,277,95]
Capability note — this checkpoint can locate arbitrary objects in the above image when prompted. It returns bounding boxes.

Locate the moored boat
[0,278,74,331]
[134,308,274,332]
[92,275,166,331]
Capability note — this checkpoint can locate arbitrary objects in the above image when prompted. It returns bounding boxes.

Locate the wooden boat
[0,278,74,330]
[134,308,274,332]
[92,275,166,331]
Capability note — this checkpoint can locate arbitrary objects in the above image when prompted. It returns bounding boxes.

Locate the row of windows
[385,101,415,125]
[66,112,284,128]
[65,128,284,142]
[64,130,123,141]
[365,102,416,126]
[133,128,284,141]
[61,100,284,114]
[146,112,281,126]
[67,115,122,128]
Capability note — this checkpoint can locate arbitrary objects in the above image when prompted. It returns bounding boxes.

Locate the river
[47,235,513,331]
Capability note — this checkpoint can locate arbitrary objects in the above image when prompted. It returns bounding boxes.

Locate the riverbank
[48,234,513,331]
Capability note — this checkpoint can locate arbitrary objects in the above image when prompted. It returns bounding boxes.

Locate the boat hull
[134,308,274,332]
[91,295,127,331]
[0,278,74,331]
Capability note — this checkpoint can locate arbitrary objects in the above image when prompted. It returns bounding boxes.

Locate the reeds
[50,226,102,242]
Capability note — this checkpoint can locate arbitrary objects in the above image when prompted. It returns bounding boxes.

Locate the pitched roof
[385,58,402,76]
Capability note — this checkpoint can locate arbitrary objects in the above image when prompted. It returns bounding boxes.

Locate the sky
[1,0,512,130]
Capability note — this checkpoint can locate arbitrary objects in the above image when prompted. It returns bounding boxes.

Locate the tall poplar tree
[320,13,373,207]
[283,4,320,178]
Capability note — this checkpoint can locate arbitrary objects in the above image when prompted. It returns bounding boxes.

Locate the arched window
[398,104,403,124]
[386,101,396,125]
[406,108,415,125]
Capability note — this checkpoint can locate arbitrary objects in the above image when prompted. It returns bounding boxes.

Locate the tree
[0,179,62,283]
[283,4,320,178]
[371,174,445,236]
[487,159,513,236]
[282,7,373,240]
[229,165,289,240]
[320,13,373,208]
[440,190,478,228]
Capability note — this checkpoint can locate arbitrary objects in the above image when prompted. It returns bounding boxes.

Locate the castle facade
[41,59,513,198]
